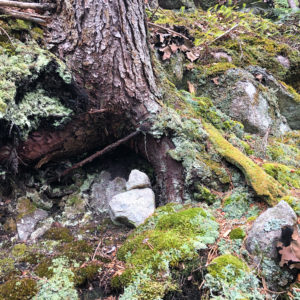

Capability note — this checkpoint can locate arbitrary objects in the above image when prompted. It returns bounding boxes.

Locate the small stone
[109,188,155,227]
[17,209,48,241]
[276,56,290,69]
[246,200,297,259]
[30,218,54,240]
[126,170,151,191]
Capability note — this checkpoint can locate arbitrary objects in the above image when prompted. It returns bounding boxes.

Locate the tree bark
[3,0,184,203]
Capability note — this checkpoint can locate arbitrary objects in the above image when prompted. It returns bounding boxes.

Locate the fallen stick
[60,130,140,178]
[207,23,239,45]
[148,22,191,41]
[0,0,55,10]
[0,7,48,24]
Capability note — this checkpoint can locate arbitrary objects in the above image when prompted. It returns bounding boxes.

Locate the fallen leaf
[187,81,196,94]
[255,74,263,82]
[186,51,199,62]
[212,77,219,85]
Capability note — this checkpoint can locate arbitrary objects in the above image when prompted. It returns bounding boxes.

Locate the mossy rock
[207,254,249,282]
[204,122,287,205]
[43,227,74,242]
[115,204,219,299]
[56,240,93,261]
[74,263,101,286]
[0,278,37,300]
[34,258,54,279]
[229,227,246,240]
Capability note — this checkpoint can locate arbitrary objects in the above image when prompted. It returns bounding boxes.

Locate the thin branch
[0,7,48,24]
[0,0,55,10]
[0,24,15,46]
[60,130,140,178]
[207,23,239,46]
[148,22,191,41]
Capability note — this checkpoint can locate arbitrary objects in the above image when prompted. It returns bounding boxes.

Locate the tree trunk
[7,0,184,203]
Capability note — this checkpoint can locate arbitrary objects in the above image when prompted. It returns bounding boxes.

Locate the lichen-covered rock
[246,200,297,259]
[200,68,291,135]
[114,204,219,299]
[126,169,151,191]
[89,171,127,213]
[109,188,155,227]
[16,198,48,241]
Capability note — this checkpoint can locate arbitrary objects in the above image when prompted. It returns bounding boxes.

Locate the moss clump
[12,244,27,257]
[34,258,54,279]
[202,62,236,77]
[16,198,36,220]
[207,254,249,282]
[0,278,37,300]
[43,227,74,242]
[115,204,219,299]
[57,240,93,261]
[194,184,217,204]
[204,122,287,205]
[280,81,300,103]
[74,263,101,286]
[0,257,15,279]
[229,228,246,240]
[262,163,300,189]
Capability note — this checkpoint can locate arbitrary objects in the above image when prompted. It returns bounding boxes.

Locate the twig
[0,0,55,10]
[0,24,14,46]
[207,23,239,46]
[88,108,108,114]
[148,22,191,41]
[60,130,140,178]
[92,238,103,261]
[149,5,160,21]
[0,7,48,24]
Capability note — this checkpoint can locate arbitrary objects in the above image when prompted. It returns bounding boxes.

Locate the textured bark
[47,0,159,121]
[2,0,185,203]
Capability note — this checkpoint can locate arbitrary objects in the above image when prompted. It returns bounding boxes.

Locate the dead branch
[0,0,55,10]
[148,22,191,41]
[60,130,140,178]
[207,23,239,46]
[0,7,48,24]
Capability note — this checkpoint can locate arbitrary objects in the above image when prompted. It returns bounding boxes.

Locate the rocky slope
[0,4,299,300]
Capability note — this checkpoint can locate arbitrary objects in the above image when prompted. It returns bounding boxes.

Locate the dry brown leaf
[212,77,219,85]
[187,81,196,94]
[186,51,199,62]
[255,74,263,82]
[161,46,172,60]
[170,43,179,53]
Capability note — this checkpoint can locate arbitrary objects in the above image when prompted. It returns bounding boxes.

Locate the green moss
[0,278,37,300]
[43,227,74,243]
[115,204,219,299]
[247,216,257,222]
[57,240,93,261]
[263,163,300,189]
[204,122,287,205]
[0,257,15,278]
[229,228,246,240]
[16,198,36,220]
[240,140,254,156]
[12,244,27,257]
[34,258,54,279]
[207,254,249,282]
[281,196,300,216]
[74,263,101,286]
[193,184,218,204]
[202,62,236,77]
[280,81,300,103]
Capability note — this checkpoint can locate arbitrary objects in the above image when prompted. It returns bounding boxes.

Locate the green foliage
[193,184,218,204]
[34,257,79,300]
[115,204,219,299]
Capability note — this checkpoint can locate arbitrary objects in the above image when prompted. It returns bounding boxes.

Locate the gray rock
[109,188,155,227]
[106,177,126,201]
[159,0,195,9]
[17,209,48,241]
[89,171,111,213]
[200,67,292,135]
[246,200,297,259]
[30,217,54,240]
[126,170,151,191]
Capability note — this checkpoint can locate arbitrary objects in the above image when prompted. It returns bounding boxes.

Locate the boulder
[109,188,155,227]
[246,200,297,259]
[17,209,48,241]
[201,68,292,135]
[126,169,151,191]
